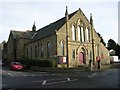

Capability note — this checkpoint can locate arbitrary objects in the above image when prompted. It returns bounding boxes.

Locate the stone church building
[3,7,110,68]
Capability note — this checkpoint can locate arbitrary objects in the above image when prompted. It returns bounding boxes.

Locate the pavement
[30,63,120,73]
[2,62,120,74]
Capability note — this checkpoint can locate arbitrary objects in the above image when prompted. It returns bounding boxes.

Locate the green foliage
[107,39,120,59]
[97,32,106,46]
[107,39,116,50]
[17,58,57,68]
[115,44,120,59]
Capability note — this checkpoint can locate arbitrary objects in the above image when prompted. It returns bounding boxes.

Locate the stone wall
[25,34,57,60]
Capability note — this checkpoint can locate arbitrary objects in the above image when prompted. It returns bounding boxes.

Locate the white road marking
[88,73,107,78]
[42,78,78,86]
[7,73,14,77]
[32,81,41,83]
[42,80,46,85]
[43,79,78,86]
[88,73,97,78]
[67,78,70,81]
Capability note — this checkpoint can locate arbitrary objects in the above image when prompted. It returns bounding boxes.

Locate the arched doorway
[78,48,86,64]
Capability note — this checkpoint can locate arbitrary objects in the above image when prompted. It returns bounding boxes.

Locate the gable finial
[90,13,94,27]
[65,6,68,16]
[65,6,69,21]
[34,22,35,25]
[32,22,36,32]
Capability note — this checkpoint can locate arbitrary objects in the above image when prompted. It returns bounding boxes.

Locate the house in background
[3,7,110,68]
[0,43,3,60]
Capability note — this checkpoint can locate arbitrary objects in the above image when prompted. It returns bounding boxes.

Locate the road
[1,66,120,89]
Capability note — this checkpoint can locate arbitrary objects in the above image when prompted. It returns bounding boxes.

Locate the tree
[107,39,120,58]
[107,39,116,50]
[97,32,106,46]
[115,44,120,59]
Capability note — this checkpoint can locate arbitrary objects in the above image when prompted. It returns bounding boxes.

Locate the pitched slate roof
[10,30,34,40]
[10,30,24,39]
[31,10,78,42]
[20,30,35,39]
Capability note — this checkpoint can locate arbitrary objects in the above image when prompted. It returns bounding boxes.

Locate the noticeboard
[58,56,67,64]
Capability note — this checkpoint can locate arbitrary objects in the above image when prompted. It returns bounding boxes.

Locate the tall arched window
[72,25,76,41]
[88,51,92,60]
[78,26,81,41]
[35,46,37,58]
[60,41,64,56]
[31,47,32,58]
[41,44,43,58]
[96,44,99,56]
[47,42,51,57]
[81,26,85,42]
[86,28,90,42]
[27,48,29,58]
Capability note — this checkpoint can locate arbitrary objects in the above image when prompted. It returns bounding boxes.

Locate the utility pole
[65,6,69,68]
[90,13,95,69]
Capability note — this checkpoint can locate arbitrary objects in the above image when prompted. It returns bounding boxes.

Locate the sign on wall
[58,56,67,64]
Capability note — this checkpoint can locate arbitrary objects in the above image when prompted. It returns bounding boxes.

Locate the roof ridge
[37,9,78,32]
[37,16,65,32]
[30,9,79,42]
[10,30,25,33]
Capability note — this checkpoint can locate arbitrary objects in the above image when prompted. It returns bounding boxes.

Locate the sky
[119,1,120,45]
[0,0,119,46]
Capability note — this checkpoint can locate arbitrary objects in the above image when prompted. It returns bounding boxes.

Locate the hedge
[17,59,57,68]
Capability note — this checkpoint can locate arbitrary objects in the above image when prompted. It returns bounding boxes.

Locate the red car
[10,62,24,71]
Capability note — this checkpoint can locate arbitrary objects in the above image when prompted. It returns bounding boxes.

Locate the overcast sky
[0,0,119,45]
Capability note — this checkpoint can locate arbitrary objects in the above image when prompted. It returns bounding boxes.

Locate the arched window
[88,51,92,60]
[72,49,75,59]
[35,46,37,58]
[60,41,64,56]
[86,28,90,42]
[41,44,43,58]
[78,26,81,41]
[96,44,99,56]
[81,26,85,42]
[47,42,51,57]
[72,25,76,41]
[27,48,29,58]
[88,29,90,42]
[31,47,32,58]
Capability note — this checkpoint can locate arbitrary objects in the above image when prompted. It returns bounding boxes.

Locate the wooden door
[79,52,84,64]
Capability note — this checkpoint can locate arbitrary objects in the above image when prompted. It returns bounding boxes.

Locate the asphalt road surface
[1,66,119,89]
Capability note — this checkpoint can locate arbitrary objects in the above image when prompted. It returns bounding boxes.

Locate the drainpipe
[90,13,95,69]
[65,6,69,68]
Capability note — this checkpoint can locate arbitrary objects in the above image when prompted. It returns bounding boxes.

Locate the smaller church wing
[9,30,24,40]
